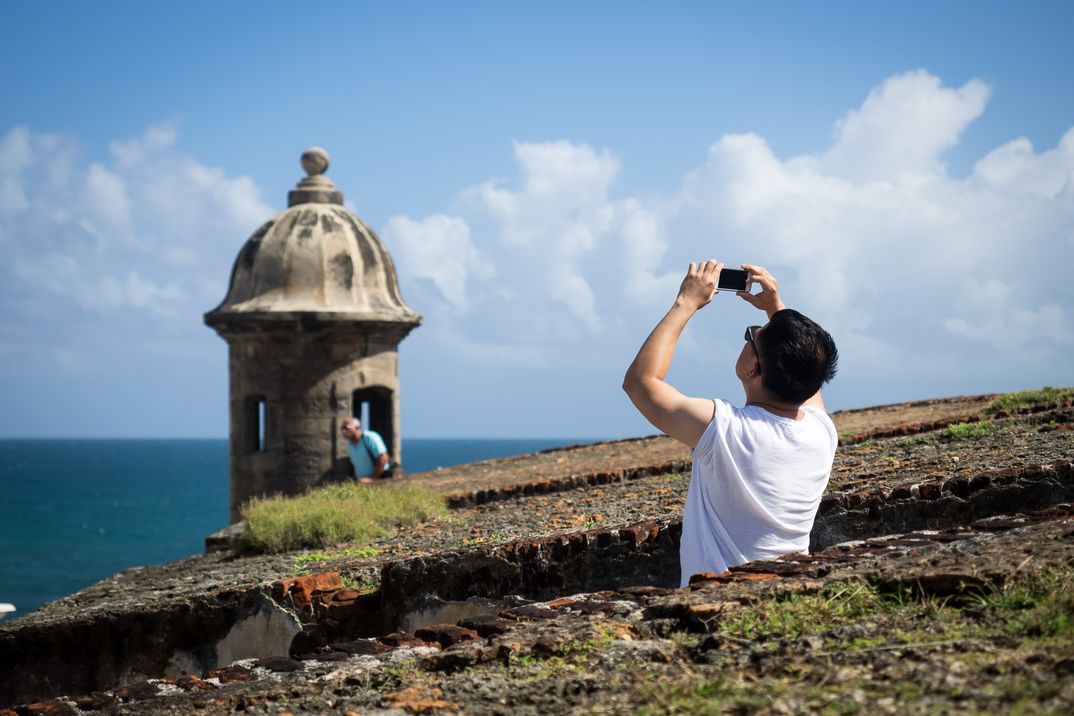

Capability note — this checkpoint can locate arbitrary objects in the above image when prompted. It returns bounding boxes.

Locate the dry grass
[988,386,1074,413]
[240,482,447,553]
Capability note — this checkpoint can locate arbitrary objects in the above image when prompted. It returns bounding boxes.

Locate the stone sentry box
[205,148,421,524]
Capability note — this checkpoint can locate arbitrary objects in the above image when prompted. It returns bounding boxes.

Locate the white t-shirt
[679,399,838,586]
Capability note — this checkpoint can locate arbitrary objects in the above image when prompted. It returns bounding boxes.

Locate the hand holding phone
[738,264,786,317]
[716,267,749,293]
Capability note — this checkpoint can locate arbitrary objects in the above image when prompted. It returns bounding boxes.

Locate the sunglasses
[745,325,762,371]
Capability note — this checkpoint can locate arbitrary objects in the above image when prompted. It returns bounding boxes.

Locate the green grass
[639,567,1074,714]
[499,626,620,682]
[293,546,382,567]
[718,581,913,642]
[240,483,447,553]
[987,386,1074,414]
[341,574,381,594]
[291,546,382,575]
[989,569,1074,641]
[942,420,995,440]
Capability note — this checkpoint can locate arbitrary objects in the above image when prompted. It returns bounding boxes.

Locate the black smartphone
[716,268,748,292]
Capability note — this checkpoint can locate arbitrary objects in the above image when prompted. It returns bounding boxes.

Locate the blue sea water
[0,437,588,619]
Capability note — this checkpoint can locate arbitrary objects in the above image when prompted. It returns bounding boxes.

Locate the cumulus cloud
[392,70,1073,419]
[110,122,177,168]
[3,70,1071,438]
[0,122,273,318]
[454,141,619,331]
[384,214,493,312]
[820,70,991,181]
[944,278,1073,352]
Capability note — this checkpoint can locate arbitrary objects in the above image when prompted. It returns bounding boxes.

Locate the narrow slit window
[247,395,268,454]
[257,399,267,452]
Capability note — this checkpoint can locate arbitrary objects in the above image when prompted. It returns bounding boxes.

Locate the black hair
[757,309,838,404]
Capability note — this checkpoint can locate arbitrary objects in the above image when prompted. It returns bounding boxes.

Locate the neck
[743,386,801,417]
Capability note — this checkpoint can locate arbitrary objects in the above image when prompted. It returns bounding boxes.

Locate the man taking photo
[623,261,838,586]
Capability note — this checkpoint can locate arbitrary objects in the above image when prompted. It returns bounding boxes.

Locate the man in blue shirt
[340,417,391,483]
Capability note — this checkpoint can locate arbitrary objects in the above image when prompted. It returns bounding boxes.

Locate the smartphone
[716,268,748,292]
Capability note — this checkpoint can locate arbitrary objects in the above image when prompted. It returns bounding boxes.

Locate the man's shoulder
[801,405,836,429]
[363,431,388,452]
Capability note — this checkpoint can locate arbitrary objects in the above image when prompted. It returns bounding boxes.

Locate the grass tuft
[719,581,913,642]
[640,566,1074,714]
[293,546,382,567]
[942,421,995,440]
[987,386,1074,414]
[240,483,447,553]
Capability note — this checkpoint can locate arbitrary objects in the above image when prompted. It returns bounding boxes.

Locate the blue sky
[2,1,1072,438]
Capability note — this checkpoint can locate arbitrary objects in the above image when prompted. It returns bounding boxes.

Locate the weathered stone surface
[413,624,481,648]
[5,394,1074,713]
[252,656,303,672]
[113,681,161,701]
[204,665,256,683]
[19,701,77,716]
[382,684,459,713]
[175,675,214,691]
[457,613,513,637]
[73,693,118,710]
[419,642,496,672]
[325,638,391,656]
[379,632,439,649]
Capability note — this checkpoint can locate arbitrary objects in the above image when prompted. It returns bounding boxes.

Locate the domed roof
[205,148,421,329]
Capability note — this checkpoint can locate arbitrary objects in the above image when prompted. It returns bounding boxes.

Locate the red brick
[74,694,119,710]
[176,675,215,691]
[890,485,913,500]
[22,701,77,716]
[113,681,161,701]
[621,526,647,546]
[205,666,256,683]
[918,482,943,500]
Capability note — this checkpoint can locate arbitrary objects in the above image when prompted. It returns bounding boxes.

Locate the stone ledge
[840,400,1072,445]
[444,460,692,509]
[16,510,1073,714]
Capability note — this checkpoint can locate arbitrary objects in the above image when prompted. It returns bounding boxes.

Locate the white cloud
[110,122,177,168]
[392,70,1074,416]
[81,163,133,239]
[3,70,1071,438]
[820,70,990,181]
[0,126,34,173]
[0,123,273,319]
[451,140,621,330]
[944,278,1073,351]
[973,127,1074,197]
[385,213,493,312]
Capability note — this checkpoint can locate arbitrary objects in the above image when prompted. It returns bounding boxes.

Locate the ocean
[0,437,589,619]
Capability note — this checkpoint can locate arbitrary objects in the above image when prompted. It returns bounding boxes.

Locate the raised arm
[623,261,723,448]
[739,263,826,412]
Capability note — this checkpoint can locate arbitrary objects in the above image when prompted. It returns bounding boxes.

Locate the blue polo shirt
[346,430,388,478]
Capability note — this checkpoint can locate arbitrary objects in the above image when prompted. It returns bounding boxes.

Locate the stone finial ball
[301,147,330,176]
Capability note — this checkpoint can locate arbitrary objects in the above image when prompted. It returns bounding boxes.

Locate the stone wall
[3,454,1070,707]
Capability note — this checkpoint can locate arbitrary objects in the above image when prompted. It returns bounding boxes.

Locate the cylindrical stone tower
[205,148,421,524]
